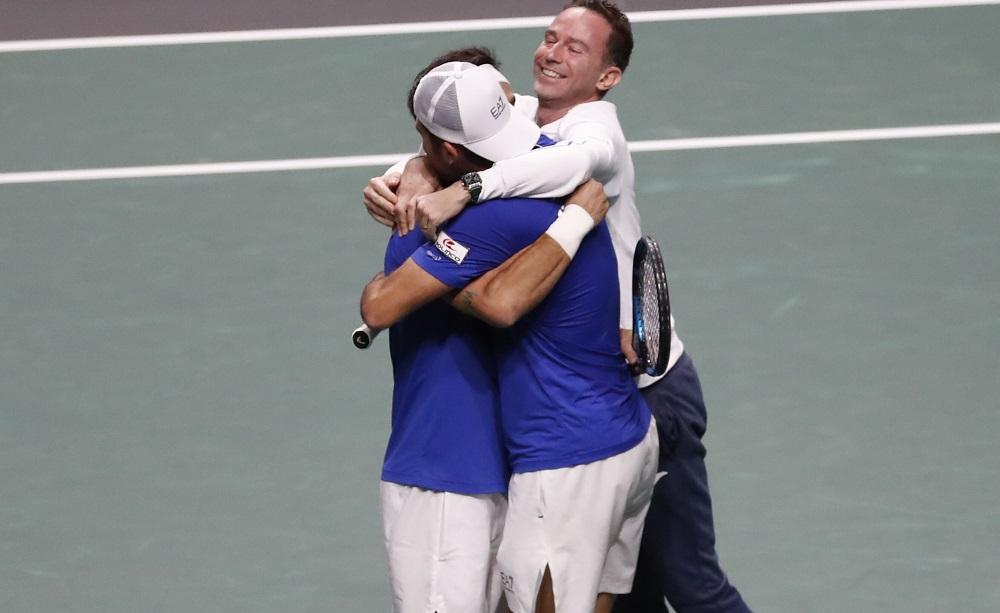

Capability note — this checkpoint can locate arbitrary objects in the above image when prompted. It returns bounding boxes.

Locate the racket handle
[352,323,380,349]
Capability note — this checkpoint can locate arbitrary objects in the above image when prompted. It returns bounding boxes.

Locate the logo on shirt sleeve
[434,231,469,264]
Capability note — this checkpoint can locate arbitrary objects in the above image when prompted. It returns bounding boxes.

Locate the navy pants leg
[614,353,751,613]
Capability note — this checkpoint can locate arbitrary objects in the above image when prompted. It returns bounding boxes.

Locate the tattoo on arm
[458,288,479,315]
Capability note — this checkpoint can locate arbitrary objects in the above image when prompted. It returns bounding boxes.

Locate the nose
[543,42,564,64]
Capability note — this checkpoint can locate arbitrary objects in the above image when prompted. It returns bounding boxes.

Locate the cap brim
[464,111,541,163]
[478,63,511,85]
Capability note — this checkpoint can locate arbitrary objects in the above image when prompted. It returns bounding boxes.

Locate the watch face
[463,173,482,202]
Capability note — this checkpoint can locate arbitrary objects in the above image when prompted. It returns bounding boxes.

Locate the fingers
[414,195,436,232]
[571,178,601,197]
[397,158,439,206]
[368,207,396,227]
[414,184,470,239]
[392,199,407,236]
[568,179,603,202]
[412,197,434,239]
[362,175,400,228]
[363,189,395,226]
[619,328,642,375]
[393,195,418,236]
[369,175,399,205]
[405,196,417,234]
[568,180,609,225]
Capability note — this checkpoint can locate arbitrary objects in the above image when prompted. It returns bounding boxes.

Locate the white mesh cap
[478,63,510,85]
[413,61,540,162]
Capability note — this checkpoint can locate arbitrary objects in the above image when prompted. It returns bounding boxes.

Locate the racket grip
[352,323,380,349]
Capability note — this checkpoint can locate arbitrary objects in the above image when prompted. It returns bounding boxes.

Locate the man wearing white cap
[364,55,625,613]
[367,50,541,613]
[361,60,658,613]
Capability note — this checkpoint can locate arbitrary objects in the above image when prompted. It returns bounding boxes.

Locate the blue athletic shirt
[410,198,651,473]
[380,230,508,494]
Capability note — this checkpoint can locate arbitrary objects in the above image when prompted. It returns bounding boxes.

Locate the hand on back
[566,179,609,225]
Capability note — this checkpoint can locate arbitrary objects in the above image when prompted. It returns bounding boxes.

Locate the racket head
[632,238,652,367]
[632,235,671,376]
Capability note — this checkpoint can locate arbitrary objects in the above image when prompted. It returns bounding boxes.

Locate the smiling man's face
[532,7,617,110]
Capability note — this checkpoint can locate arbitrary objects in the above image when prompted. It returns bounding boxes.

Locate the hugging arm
[359,259,451,332]
[449,237,571,328]
[411,130,615,236]
[358,242,566,334]
[448,179,607,327]
[361,180,607,332]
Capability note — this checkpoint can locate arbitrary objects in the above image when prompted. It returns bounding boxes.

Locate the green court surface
[2,5,999,612]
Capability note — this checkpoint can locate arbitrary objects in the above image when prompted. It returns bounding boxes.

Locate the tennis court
[2,1,998,611]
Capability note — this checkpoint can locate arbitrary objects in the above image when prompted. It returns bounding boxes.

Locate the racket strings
[642,260,661,365]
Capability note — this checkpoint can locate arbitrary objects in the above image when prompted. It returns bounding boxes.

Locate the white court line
[2,123,998,185]
[0,154,407,185]
[0,0,997,52]
[627,123,1000,151]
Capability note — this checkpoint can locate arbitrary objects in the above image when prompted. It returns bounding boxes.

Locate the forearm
[413,145,600,236]
[360,273,398,331]
[383,144,426,177]
[360,259,450,330]
[384,155,416,178]
[449,204,596,327]
[451,238,570,328]
[477,136,614,201]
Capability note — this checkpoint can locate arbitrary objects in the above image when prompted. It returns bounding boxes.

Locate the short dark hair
[406,46,502,118]
[563,0,633,73]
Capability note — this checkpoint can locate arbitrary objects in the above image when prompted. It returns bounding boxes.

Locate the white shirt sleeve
[476,120,617,201]
[382,147,424,177]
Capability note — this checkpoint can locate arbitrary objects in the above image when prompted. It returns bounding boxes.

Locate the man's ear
[441,141,461,165]
[596,66,623,94]
[500,82,515,104]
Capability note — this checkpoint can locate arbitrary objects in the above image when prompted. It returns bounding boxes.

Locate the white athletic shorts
[380,481,507,613]
[496,421,658,613]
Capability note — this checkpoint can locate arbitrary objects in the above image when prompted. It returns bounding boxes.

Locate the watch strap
[461,172,483,204]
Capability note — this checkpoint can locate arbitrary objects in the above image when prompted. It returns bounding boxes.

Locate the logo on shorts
[500,571,514,593]
[434,231,469,264]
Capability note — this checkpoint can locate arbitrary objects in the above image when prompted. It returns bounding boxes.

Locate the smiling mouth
[539,67,563,79]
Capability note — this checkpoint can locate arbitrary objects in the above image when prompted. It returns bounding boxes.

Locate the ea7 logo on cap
[489,95,506,119]
[434,231,469,264]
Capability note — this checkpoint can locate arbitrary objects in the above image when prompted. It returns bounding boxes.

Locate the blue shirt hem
[510,411,651,474]
[381,470,509,495]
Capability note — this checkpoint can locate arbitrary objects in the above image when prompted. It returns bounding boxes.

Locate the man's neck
[535,95,599,127]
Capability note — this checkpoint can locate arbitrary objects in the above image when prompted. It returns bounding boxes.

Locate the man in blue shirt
[361,60,657,613]
[380,226,509,613]
[373,49,518,613]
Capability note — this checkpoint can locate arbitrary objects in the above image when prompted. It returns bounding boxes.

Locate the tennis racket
[352,323,382,350]
[632,235,671,377]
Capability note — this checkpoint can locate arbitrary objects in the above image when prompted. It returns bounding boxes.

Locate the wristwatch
[460,171,483,204]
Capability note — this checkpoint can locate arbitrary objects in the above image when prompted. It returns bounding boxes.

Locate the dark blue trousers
[614,353,751,613]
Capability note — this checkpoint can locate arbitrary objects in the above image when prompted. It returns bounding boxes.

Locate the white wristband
[544,204,595,258]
